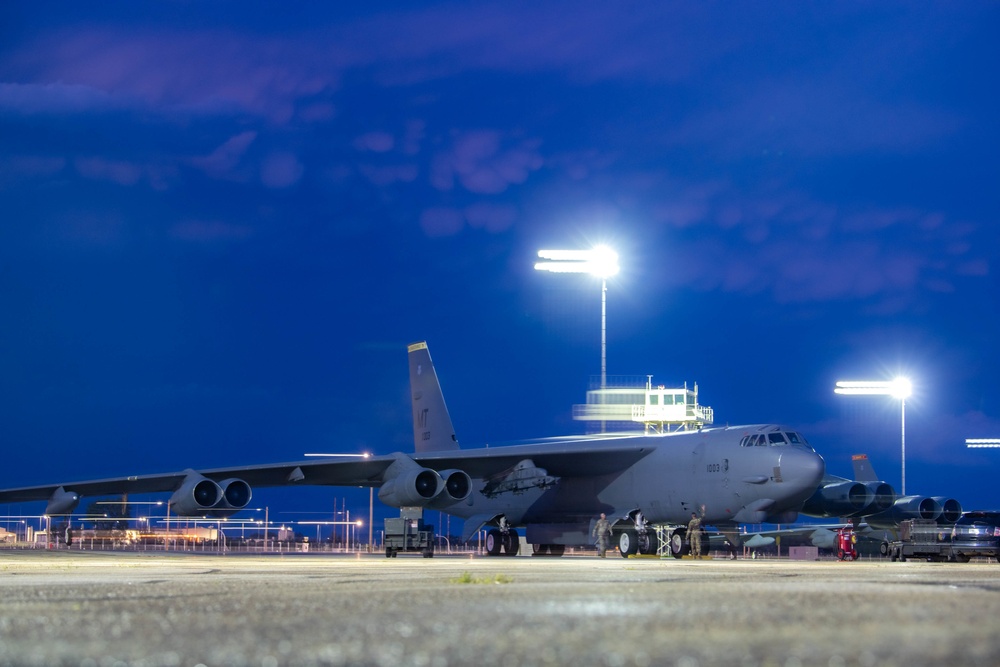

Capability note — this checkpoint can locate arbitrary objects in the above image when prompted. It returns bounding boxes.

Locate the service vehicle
[949,511,1000,563]
[888,519,954,562]
[384,515,435,558]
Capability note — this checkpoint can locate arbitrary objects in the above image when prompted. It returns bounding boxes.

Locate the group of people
[591,506,708,558]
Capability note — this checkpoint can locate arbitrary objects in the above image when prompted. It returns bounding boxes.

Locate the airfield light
[535,246,620,432]
[835,377,912,495]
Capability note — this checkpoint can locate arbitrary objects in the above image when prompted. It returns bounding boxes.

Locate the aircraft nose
[780,447,826,493]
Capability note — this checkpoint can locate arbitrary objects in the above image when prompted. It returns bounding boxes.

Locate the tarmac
[1,550,999,667]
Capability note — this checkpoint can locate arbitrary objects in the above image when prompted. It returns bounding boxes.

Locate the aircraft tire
[531,544,548,556]
[618,529,638,558]
[638,530,659,555]
[485,529,503,556]
[502,532,519,556]
[669,528,688,559]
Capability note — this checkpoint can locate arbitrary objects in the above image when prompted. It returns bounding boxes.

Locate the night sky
[2,3,998,528]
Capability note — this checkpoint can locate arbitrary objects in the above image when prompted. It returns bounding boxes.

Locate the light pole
[535,246,620,430]
[835,377,913,495]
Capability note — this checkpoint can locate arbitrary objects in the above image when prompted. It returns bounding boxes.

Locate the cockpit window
[768,432,788,445]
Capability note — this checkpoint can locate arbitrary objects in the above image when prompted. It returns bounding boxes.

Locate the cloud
[649,181,988,308]
[74,156,143,186]
[419,207,464,238]
[354,132,395,153]
[0,82,128,115]
[260,152,304,189]
[430,131,542,194]
[191,131,258,178]
[418,203,518,238]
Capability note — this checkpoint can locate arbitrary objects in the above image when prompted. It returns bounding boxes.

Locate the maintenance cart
[384,516,435,558]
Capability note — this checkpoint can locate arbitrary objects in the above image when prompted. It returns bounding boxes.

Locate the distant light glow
[834,377,912,399]
[966,438,1000,448]
[304,453,370,458]
[535,246,619,278]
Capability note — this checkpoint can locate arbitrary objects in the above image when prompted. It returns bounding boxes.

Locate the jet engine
[932,496,962,524]
[378,467,443,507]
[427,469,472,509]
[168,471,253,517]
[801,480,873,518]
[866,495,942,529]
[862,482,896,514]
[377,455,472,509]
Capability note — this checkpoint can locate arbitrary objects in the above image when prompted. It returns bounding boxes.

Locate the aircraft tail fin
[851,454,878,482]
[408,341,460,453]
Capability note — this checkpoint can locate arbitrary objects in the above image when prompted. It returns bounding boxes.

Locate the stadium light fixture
[835,377,912,495]
[966,438,1000,448]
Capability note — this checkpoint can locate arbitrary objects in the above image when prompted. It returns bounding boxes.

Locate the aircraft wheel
[502,531,519,556]
[618,529,638,558]
[532,544,548,556]
[669,528,688,559]
[485,529,503,556]
[638,530,659,555]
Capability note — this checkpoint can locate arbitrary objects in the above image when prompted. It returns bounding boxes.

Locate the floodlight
[966,438,1000,448]
[834,376,913,495]
[535,246,619,278]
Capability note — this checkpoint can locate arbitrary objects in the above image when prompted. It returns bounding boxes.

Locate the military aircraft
[0,341,832,557]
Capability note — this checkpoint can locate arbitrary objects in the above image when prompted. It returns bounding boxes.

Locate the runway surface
[0,550,998,666]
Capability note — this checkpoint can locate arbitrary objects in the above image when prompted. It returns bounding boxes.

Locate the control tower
[572,375,714,433]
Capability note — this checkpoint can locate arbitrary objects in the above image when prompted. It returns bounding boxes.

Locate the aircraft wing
[0,442,653,506]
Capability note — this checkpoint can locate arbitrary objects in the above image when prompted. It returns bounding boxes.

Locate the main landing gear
[616,512,660,558]
[484,520,519,557]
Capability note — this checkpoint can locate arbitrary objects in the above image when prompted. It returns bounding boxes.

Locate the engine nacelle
[801,481,873,518]
[45,487,81,515]
[218,478,252,509]
[378,467,444,507]
[932,497,962,524]
[862,482,896,514]
[427,469,472,509]
[169,471,223,517]
[866,495,942,529]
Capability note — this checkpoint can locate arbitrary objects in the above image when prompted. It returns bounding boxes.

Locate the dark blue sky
[2,2,998,521]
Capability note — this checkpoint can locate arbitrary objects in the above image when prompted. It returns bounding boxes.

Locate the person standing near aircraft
[592,513,612,557]
[688,506,706,558]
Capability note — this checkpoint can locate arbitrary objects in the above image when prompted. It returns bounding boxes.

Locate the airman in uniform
[688,506,706,558]
[592,513,612,557]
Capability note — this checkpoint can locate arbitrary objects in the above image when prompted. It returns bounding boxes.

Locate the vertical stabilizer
[408,342,460,452]
[851,454,878,482]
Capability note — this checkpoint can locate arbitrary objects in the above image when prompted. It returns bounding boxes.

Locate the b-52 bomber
[0,342,852,557]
